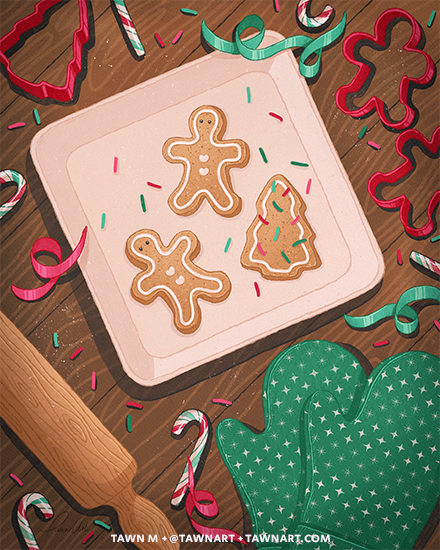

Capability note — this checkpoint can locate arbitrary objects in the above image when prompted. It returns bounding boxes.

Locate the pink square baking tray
[31,32,384,387]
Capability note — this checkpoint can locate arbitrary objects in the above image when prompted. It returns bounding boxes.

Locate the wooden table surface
[1,1,439,549]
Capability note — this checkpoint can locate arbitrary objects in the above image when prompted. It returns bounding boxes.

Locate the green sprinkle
[358,125,368,139]
[272,200,283,212]
[93,520,111,531]
[181,7,198,15]
[274,227,280,241]
[281,251,291,264]
[290,161,309,167]
[140,194,146,212]
[33,108,41,125]
[431,234,440,243]
[259,147,268,163]
[246,86,251,103]
[428,10,436,27]
[224,237,232,253]
[292,238,307,248]
[126,414,132,433]
[53,332,59,348]
[101,212,106,229]
[272,180,276,193]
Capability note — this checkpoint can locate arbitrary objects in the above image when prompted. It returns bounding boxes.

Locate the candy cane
[17,493,53,550]
[171,409,210,508]
[297,0,334,28]
[0,169,26,219]
[410,251,440,276]
[112,0,145,58]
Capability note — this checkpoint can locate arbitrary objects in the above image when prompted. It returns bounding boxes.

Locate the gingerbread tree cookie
[241,174,321,280]
[126,229,231,334]
[163,105,250,217]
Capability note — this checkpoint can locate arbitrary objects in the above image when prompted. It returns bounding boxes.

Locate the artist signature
[45,511,89,533]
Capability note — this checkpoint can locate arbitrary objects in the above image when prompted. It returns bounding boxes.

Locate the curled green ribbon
[201,12,347,79]
[344,285,440,335]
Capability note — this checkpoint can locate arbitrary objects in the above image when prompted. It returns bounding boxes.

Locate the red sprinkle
[291,215,300,225]
[397,249,403,265]
[8,122,26,130]
[373,340,390,347]
[258,214,269,225]
[254,281,261,297]
[368,140,381,150]
[269,111,283,122]
[306,178,312,194]
[113,157,118,173]
[147,181,162,189]
[257,242,266,256]
[274,0,280,12]
[154,32,165,48]
[282,187,290,197]
[91,371,96,391]
[126,401,143,409]
[82,532,94,544]
[172,30,183,44]
[212,398,232,406]
[434,319,440,331]
[9,473,23,486]
[70,346,84,360]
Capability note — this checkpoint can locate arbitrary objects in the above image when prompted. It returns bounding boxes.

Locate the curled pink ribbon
[11,227,87,301]
[185,457,246,544]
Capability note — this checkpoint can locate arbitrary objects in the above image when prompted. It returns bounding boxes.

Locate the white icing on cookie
[199,154,209,162]
[166,266,175,276]
[199,167,209,176]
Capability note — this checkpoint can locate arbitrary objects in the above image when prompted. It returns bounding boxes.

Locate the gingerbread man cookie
[163,105,250,217]
[241,174,321,280]
[126,229,231,334]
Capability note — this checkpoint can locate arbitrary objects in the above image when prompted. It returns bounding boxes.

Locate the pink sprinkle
[113,157,118,173]
[9,473,23,486]
[172,30,183,44]
[373,340,390,347]
[259,214,269,225]
[368,140,381,150]
[397,249,403,265]
[70,346,84,360]
[434,319,440,331]
[274,0,280,12]
[269,111,283,122]
[126,401,143,409]
[147,181,162,189]
[257,242,266,256]
[282,187,290,197]
[213,398,232,406]
[291,215,300,225]
[82,532,94,544]
[8,122,26,130]
[254,281,261,297]
[306,178,311,194]
[91,371,96,391]
[155,32,165,48]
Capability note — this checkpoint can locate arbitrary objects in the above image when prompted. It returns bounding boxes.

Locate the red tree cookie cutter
[368,127,440,238]
[335,8,435,131]
[0,0,89,102]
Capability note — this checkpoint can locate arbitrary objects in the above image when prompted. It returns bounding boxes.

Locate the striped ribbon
[112,0,145,58]
[410,251,440,276]
[171,409,210,507]
[17,493,53,550]
[297,0,334,28]
[0,169,26,219]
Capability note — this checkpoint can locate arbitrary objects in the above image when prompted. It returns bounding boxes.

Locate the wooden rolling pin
[0,312,178,550]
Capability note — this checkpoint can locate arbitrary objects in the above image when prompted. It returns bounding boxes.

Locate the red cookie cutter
[335,8,435,131]
[368,127,440,238]
[0,0,89,102]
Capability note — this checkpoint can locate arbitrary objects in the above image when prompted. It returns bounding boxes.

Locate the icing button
[199,154,209,162]
[199,167,209,176]
[176,275,185,285]
[166,266,175,276]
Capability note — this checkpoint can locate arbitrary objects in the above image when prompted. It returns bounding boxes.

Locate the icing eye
[145,240,149,245]
[139,247,143,252]
[199,119,203,123]
[208,120,212,124]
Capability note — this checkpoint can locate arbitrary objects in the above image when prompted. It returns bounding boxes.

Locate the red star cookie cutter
[368,127,440,238]
[0,0,89,102]
[335,8,435,131]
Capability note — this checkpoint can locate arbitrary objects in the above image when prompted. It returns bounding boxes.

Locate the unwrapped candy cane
[297,0,334,28]
[17,493,53,550]
[171,409,210,507]
[0,169,26,219]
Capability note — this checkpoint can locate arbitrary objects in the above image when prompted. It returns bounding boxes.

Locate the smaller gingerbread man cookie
[163,105,250,217]
[126,229,231,334]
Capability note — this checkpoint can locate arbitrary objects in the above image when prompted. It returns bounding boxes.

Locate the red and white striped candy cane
[0,170,26,219]
[297,0,334,28]
[410,251,440,276]
[171,409,210,508]
[17,493,53,550]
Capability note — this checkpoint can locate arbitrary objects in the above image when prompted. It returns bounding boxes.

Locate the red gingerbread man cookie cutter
[368,127,440,238]
[0,0,90,102]
[335,8,435,131]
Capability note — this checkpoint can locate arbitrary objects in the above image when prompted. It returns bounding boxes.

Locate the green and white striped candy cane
[17,492,53,550]
[0,169,26,219]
